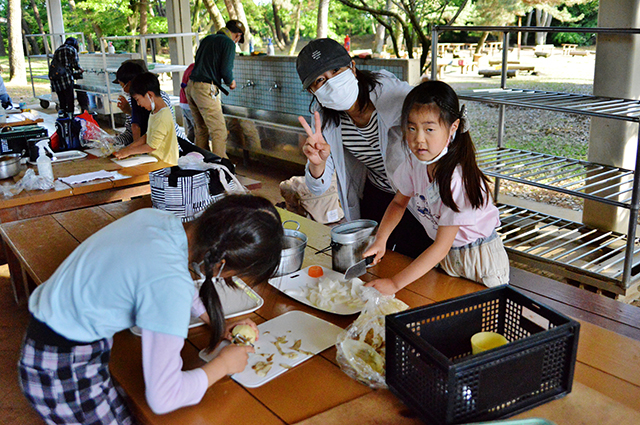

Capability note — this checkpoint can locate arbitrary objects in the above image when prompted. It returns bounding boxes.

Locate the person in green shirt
[186,20,246,158]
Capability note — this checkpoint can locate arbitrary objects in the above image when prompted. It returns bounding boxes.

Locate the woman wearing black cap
[296,38,431,258]
[50,37,88,114]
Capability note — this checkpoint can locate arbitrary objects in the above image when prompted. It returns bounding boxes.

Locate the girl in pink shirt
[364,81,509,295]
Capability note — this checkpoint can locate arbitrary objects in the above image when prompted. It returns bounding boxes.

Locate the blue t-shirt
[131,100,150,135]
[29,209,194,342]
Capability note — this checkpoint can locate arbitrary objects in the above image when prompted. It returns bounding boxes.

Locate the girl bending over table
[364,81,509,295]
[19,194,283,423]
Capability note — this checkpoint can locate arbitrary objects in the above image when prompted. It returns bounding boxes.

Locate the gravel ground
[441,50,595,214]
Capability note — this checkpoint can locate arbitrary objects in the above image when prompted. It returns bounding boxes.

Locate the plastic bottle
[249,38,254,54]
[108,41,115,54]
[267,38,275,56]
[0,105,5,124]
[344,35,351,52]
[36,140,55,182]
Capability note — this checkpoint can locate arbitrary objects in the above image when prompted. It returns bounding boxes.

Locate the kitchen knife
[344,255,375,280]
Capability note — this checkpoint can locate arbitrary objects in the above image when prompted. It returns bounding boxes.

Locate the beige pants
[440,232,510,288]
[185,80,228,158]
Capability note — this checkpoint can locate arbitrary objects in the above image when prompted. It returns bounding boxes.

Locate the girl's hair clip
[459,104,471,133]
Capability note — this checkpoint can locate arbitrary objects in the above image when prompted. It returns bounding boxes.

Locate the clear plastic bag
[335,287,409,389]
[177,152,248,194]
[1,169,54,198]
[81,120,124,157]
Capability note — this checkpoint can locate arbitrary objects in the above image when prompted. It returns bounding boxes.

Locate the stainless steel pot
[274,220,308,277]
[0,153,22,179]
[330,219,378,273]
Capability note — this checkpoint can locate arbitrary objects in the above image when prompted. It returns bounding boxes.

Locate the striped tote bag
[149,163,238,222]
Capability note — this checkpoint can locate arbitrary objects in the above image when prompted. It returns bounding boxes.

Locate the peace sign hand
[298,112,331,168]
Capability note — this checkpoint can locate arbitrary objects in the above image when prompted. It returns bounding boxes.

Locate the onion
[300,277,365,310]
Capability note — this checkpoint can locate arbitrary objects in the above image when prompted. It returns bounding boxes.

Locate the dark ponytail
[192,194,284,352]
[401,81,491,212]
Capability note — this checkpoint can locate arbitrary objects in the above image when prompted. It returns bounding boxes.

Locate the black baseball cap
[112,60,147,84]
[226,20,246,44]
[64,37,79,51]
[296,38,352,90]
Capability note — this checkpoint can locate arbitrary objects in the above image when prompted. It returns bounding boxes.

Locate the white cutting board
[111,154,158,167]
[268,265,365,315]
[199,310,343,388]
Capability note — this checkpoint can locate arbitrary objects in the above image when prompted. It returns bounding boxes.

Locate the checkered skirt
[19,336,135,425]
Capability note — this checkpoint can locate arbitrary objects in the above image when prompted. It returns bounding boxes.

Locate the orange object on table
[308,266,324,278]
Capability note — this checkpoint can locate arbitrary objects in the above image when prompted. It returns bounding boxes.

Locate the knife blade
[344,255,375,280]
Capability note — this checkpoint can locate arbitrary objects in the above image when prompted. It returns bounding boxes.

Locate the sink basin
[222,105,307,129]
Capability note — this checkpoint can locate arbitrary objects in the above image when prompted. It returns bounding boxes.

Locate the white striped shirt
[340,110,394,193]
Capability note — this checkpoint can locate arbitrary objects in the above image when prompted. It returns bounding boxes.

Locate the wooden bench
[489,59,521,66]
[478,68,517,78]
[562,44,578,55]
[486,63,535,73]
[534,44,555,57]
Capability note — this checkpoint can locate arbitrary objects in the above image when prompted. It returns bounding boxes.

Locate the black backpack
[48,55,67,80]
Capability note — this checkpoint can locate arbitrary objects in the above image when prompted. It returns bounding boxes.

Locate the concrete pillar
[582,0,640,233]
[165,0,194,95]
[45,0,65,48]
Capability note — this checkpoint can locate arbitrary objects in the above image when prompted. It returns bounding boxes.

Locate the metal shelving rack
[432,26,640,295]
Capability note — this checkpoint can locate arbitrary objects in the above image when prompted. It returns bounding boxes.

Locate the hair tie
[459,104,470,133]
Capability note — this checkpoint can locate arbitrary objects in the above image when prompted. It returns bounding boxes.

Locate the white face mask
[313,68,359,111]
[416,133,453,165]
[147,94,155,112]
[417,146,448,165]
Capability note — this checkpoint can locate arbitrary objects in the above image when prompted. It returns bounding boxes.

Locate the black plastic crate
[386,285,580,425]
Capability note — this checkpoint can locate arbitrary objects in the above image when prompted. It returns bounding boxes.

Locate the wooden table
[0,156,260,303]
[0,153,261,224]
[0,155,169,223]
[2,204,640,424]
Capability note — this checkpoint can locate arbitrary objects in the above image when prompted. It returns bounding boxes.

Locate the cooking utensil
[274,220,308,277]
[330,219,378,273]
[0,153,22,179]
[232,333,254,347]
[343,255,375,280]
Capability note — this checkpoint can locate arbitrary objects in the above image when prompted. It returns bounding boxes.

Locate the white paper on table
[58,170,122,185]
[110,154,158,168]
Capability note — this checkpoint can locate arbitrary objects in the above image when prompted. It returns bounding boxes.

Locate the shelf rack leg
[500,32,510,89]
[621,130,640,288]
[431,28,439,81]
[100,39,116,130]
[493,32,511,204]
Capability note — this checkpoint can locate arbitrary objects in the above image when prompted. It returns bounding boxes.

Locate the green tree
[334,0,471,71]
[7,0,26,83]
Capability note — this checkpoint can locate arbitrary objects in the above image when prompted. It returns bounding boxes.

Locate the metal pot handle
[282,220,301,231]
[315,245,332,255]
